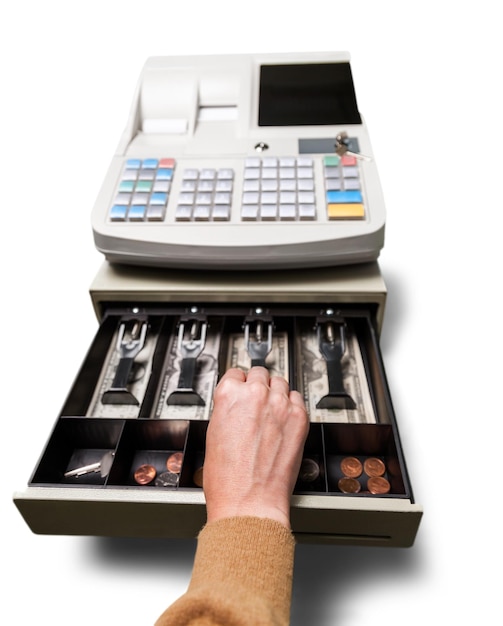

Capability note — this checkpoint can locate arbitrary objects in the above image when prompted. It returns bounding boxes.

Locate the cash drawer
[13,262,422,547]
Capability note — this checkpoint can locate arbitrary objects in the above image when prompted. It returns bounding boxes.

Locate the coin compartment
[107,419,189,487]
[30,418,123,486]
[182,421,208,489]
[295,424,326,493]
[323,423,408,497]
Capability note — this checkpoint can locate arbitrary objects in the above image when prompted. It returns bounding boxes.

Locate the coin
[364,457,386,477]
[193,466,204,487]
[298,458,320,482]
[155,471,179,488]
[338,477,361,493]
[367,476,391,494]
[167,452,184,474]
[134,464,156,485]
[340,456,363,478]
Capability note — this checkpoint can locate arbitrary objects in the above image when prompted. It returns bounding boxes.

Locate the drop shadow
[291,541,426,625]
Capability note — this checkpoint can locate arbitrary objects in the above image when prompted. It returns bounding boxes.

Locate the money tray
[13,262,422,547]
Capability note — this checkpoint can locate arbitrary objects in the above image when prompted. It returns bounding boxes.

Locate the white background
[2,1,502,624]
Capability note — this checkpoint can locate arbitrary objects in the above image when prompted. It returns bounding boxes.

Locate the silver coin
[299,458,320,482]
[155,470,179,488]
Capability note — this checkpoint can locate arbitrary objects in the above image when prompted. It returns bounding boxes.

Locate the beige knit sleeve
[155,516,296,626]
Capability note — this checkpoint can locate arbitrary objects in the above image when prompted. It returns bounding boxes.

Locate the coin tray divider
[27,304,413,502]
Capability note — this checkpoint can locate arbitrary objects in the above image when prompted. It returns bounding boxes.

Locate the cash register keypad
[241,156,317,221]
[109,158,175,222]
[108,155,366,223]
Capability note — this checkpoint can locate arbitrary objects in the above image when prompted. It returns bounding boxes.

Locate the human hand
[203,367,309,529]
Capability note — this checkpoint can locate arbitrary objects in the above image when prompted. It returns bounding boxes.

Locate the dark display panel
[258,62,362,126]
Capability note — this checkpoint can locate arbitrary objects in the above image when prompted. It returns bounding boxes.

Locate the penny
[134,464,156,485]
[364,457,386,477]
[338,477,361,493]
[367,476,391,494]
[340,456,363,478]
[193,466,204,487]
[167,452,184,474]
[298,458,320,482]
[155,471,179,488]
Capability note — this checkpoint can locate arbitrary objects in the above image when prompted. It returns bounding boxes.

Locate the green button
[324,155,340,166]
[136,180,153,192]
[118,180,134,192]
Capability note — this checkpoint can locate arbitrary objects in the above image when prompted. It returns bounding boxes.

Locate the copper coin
[167,452,184,474]
[367,476,391,494]
[134,464,156,485]
[299,458,320,482]
[340,456,363,478]
[364,457,386,477]
[193,466,204,487]
[338,477,361,493]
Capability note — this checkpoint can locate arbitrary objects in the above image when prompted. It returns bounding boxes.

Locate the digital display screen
[258,62,361,126]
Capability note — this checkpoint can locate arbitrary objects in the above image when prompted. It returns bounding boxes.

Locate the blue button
[142,159,159,169]
[126,159,141,169]
[156,168,173,180]
[110,205,128,221]
[128,205,146,220]
[326,190,363,204]
[150,192,168,205]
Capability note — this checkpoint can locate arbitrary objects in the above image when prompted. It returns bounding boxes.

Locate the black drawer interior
[28,303,413,501]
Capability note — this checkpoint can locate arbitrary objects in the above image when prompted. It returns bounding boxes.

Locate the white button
[216,180,233,192]
[212,205,231,220]
[261,179,278,191]
[298,191,315,204]
[297,167,313,179]
[243,191,259,204]
[280,191,296,204]
[245,157,261,167]
[279,179,296,191]
[214,192,231,204]
[260,205,277,220]
[261,191,278,204]
[279,157,296,166]
[241,205,259,220]
[179,192,195,205]
[279,167,295,179]
[299,204,316,219]
[261,168,277,179]
[298,179,314,191]
[279,204,296,220]
[243,180,260,191]
[175,205,193,220]
[194,205,211,220]
[244,167,260,179]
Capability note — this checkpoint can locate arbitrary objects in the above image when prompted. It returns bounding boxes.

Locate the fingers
[219,367,247,384]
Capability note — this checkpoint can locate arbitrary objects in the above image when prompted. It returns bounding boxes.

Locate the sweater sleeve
[154,516,295,626]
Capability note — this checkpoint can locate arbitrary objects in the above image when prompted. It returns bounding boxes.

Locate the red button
[159,158,176,168]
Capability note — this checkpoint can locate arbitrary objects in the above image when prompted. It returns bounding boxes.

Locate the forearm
[155,516,295,626]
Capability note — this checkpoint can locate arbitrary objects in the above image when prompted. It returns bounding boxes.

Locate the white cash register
[92,52,385,269]
[14,53,422,547]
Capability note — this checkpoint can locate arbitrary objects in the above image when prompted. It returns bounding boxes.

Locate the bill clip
[102,319,148,405]
[244,312,273,368]
[167,315,208,406]
[316,316,357,410]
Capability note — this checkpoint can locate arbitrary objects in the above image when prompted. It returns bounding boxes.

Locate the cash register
[14,52,422,546]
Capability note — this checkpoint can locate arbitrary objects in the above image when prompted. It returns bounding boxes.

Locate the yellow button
[327,203,365,219]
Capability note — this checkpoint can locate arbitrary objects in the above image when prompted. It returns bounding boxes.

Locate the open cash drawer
[13,262,422,547]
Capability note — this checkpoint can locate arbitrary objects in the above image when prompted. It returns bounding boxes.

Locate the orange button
[327,203,365,219]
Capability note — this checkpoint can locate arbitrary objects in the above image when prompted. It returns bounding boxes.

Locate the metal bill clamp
[102,319,148,405]
[316,316,357,410]
[167,315,208,406]
[244,311,273,368]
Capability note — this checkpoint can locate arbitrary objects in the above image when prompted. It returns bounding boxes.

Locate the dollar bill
[87,323,159,419]
[153,320,222,420]
[297,325,376,424]
[226,332,289,380]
